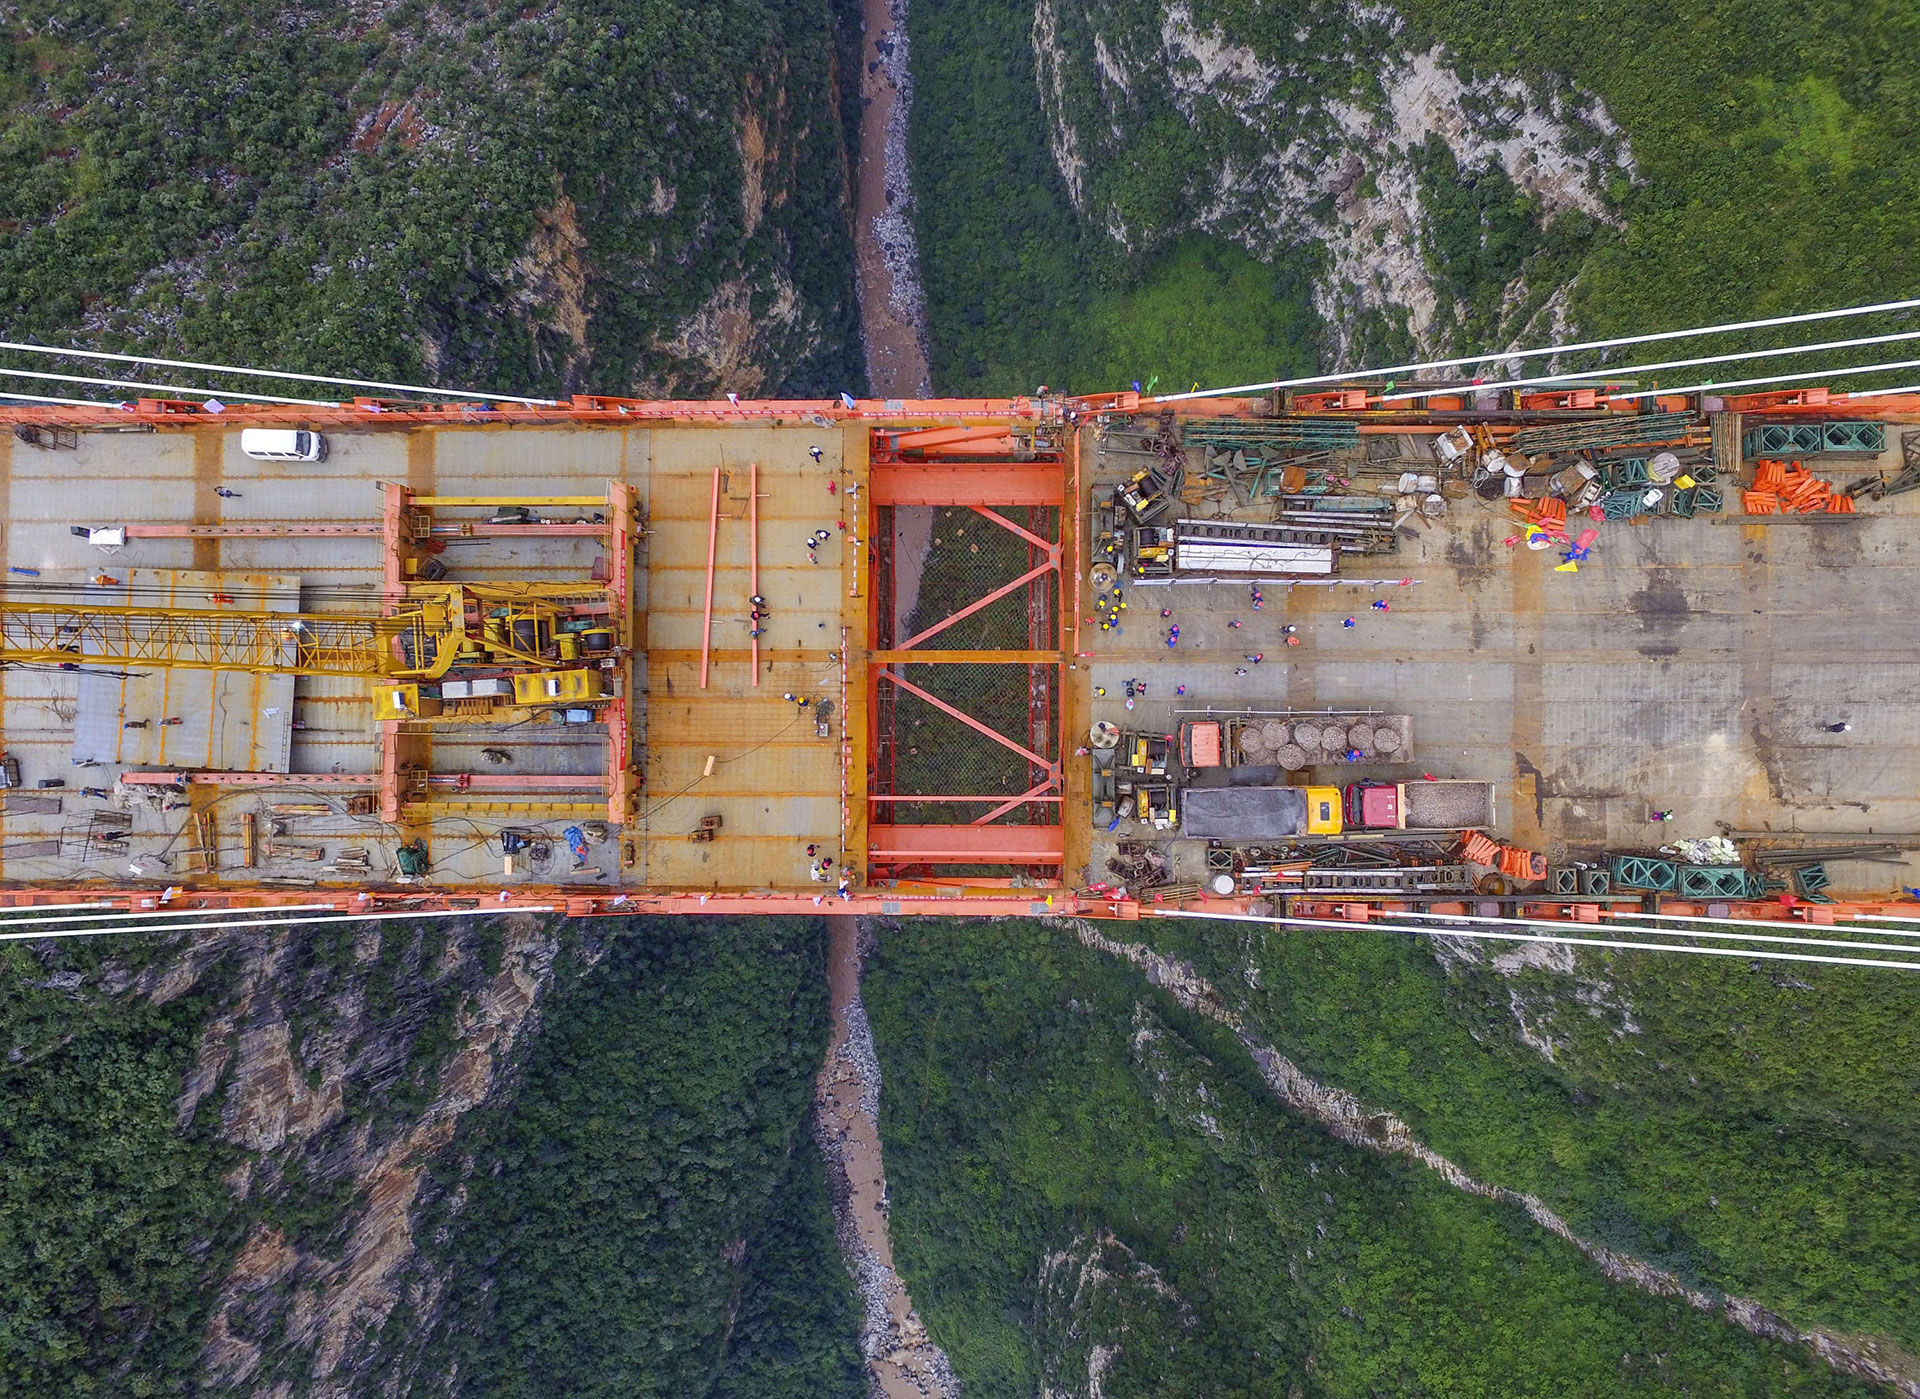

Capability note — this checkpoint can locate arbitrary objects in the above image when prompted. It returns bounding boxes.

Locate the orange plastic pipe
[700,465,720,689]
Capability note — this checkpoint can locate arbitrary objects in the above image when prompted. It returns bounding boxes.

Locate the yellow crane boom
[0,584,616,680]
[0,600,401,677]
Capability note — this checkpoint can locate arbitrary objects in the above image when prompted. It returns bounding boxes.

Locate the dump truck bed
[1401,780,1496,829]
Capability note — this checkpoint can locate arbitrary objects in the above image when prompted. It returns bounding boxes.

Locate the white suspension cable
[1146,296,1920,404]
[1153,909,1920,971]
[1613,909,1920,939]
[1377,906,1920,955]
[0,387,128,408]
[0,904,557,943]
[0,338,562,407]
[0,363,336,406]
[0,902,331,928]
[1596,355,1920,403]
[1846,382,1920,399]
[1376,327,1920,402]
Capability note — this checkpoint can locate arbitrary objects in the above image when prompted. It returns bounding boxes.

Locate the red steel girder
[869,460,1064,506]
[971,776,1061,826]
[867,794,1062,803]
[892,503,1059,651]
[969,504,1055,553]
[868,823,1064,864]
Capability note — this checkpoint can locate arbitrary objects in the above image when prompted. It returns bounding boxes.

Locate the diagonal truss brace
[877,667,1059,780]
[894,507,1060,651]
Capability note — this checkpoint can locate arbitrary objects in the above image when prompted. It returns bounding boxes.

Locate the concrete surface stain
[1628,568,1690,632]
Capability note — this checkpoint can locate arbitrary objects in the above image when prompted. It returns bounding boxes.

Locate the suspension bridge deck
[0,388,1912,927]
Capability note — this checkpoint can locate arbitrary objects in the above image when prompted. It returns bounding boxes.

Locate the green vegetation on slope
[411,917,862,1399]
[0,938,238,1396]
[0,0,861,397]
[907,0,1317,396]
[710,1120,865,1399]
[1133,917,1920,1351]
[864,917,1880,1397]
[1396,0,1920,354]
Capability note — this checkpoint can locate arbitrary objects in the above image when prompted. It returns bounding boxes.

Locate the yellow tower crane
[0,583,614,680]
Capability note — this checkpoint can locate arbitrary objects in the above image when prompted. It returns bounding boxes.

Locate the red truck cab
[1345,780,1399,830]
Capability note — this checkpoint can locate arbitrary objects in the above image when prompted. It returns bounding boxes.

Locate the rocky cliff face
[0,0,863,400]
[1028,0,1635,359]
[1035,1228,1197,1399]
[158,915,560,1396]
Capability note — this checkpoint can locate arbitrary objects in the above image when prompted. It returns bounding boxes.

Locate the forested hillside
[864,916,1904,1397]
[0,917,858,1397]
[907,0,1920,394]
[0,0,863,398]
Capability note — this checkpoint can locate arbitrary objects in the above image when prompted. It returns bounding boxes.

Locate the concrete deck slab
[1081,437,1920,894]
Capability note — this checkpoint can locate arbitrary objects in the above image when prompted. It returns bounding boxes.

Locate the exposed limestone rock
[511,194,592,386]
[1051,917,1920,1399]
[1031,0,1635,359]
[647,272,815,400]
[137,916,562,1394]
[1036,1228,1195,1399]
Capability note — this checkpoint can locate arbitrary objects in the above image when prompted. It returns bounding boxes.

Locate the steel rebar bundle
[1512,411,1700,456]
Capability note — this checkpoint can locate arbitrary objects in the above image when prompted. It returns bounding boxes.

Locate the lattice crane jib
[0,583,621,681]
[0,600,397,677]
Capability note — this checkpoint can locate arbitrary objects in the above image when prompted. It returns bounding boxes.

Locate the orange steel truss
[864,430,1069,881]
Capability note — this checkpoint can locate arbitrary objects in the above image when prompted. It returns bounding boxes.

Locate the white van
[240,428,328,462]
